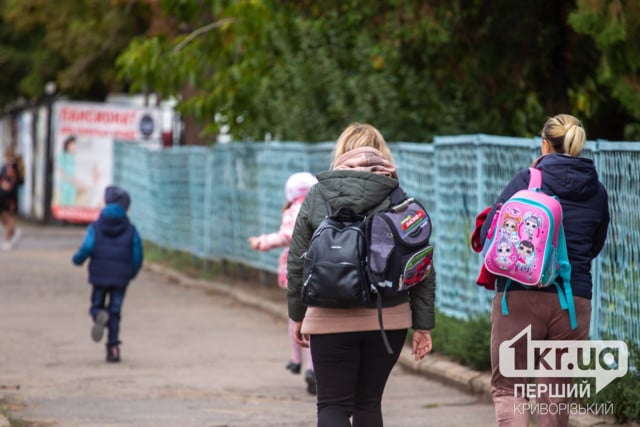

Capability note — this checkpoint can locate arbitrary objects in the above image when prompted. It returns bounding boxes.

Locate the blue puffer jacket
[480,153,609,300]
[72,204,144,287]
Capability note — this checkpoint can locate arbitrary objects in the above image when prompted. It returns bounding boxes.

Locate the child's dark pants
[90,285,127,346]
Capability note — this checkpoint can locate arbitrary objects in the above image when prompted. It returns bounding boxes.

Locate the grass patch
[0,396,38,427]
[429,310,492,371]
[407,310,491,371]
[143,241,276,287]
[421,403,441,409]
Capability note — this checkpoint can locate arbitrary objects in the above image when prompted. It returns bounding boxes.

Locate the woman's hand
[292,320,310,348]
[412,329,432,361]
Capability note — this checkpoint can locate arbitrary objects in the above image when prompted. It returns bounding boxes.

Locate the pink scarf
[332,147,398,179]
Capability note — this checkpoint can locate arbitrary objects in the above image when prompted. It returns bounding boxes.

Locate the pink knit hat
[285,172,318,202]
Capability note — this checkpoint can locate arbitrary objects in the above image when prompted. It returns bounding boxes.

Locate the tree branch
[172,18,234,53]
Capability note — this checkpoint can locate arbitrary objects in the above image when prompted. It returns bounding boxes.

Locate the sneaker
[1,241,11,251]
[10,228,22,248]
[304,369,316,395]
[91,309,109,342]
[106,344,120,363]
[285,361,301,375]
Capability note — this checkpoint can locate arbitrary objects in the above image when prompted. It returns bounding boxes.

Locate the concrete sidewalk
[148,265,617,427]
[0,224,616,426]
[1,224,497,427]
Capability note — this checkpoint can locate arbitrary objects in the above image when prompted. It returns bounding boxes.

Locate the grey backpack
[367,186,433,297]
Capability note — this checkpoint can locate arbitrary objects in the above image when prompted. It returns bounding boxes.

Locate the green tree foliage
[117,0,276,140]
[569,0,640,139]
[117,1,461,141]
[116,0,640,142]
[0,0,151,104]
[0,0,58,107]
[2,1,638,141]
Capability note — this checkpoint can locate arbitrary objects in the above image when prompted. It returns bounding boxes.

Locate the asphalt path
[0,224,496,427]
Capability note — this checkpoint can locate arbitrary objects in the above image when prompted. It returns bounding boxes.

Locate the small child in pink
[248,172,318,395]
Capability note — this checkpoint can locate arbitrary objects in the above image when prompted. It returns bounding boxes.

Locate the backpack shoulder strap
[556,225,577,329]
[389,186,407,206]
[528,168,542,190]
[325,202,333,216]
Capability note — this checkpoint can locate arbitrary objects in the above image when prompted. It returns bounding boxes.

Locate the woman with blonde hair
[287,123,435,427]
[480,114,610,426]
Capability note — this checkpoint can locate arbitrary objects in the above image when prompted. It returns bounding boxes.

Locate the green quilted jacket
[286,169,436,330]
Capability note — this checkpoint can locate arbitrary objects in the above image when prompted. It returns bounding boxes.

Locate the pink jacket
[253,197,304,288]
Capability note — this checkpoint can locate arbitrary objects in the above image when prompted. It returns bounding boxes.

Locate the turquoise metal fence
[113,136,640,347]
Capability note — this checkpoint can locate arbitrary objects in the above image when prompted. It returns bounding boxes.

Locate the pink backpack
[483,168,576,329]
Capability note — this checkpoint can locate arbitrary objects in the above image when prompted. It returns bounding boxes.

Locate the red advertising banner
[51,101,159,223]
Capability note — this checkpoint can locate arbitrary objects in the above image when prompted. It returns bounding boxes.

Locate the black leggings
[310,329,407,427]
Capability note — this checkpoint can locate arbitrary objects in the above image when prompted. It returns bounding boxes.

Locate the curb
[145,263,619,427]
[146,263,286,321]
[397,349,492,401]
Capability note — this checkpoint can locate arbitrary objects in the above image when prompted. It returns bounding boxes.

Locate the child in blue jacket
[73,185,144,362]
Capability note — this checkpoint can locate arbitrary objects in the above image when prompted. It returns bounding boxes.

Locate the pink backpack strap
[528,167,542,190]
